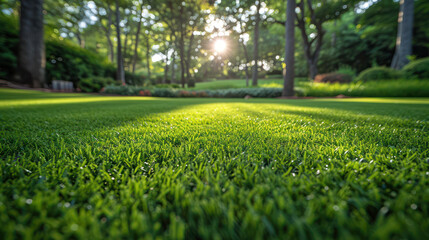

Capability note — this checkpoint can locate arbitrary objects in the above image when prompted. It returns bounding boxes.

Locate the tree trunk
[115,0,125,85]
[106,7,114,62]
[296,0,324,80]
[391,0,414,70]
[307,58,319,80]
[145,36,151,81]
[186,32,195,80]
[76,31,85,48]
[179,6,186,88]
[19,0,45,88]
[171,49,176,83]
[331,20,336,47]
[238,18,250,87]
[123,32,129,70]
[251,0,261,86]
[163,47,169,84]
[283,0,296,97]
[132,4,144,74]
[245,65,250,87]
[96,3,114,62]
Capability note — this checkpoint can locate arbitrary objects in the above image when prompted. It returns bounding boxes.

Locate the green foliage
[0,14,18,80]
[103,85,286,98]
[356,67,401,82]
[206,88,284,98]
[402,57,429,79]
[0,14,144,87]
[155,84,180,89]
[78,77,116,93]
[301,79,429,97]
[103,85,149,96]
[336,65,356,79]
[124,71,146,86]
[46,39,115,85]
[151,88,179,97]
[314,73,353,84]
[187,78,196,88]
[1,89,429,239]
[175,78,429,98]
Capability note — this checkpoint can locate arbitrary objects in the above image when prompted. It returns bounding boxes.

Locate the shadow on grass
[1,89,428,136]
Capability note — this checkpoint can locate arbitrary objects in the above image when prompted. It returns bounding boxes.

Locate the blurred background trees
[0,0,428,89]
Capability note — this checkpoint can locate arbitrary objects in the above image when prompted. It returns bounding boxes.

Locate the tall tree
[391,0,414,69]
[283,0,295,97]
[92,0,115,62]
[251,0,261,86]
[145,34,151,80]
[132,2,144,73]
[293,0,357,79]
[115,0,125,85]
[19,0,45,88]
[295,0,323,80]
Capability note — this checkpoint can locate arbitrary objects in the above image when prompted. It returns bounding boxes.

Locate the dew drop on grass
[25,199,32,204]
[411,204,418,210]
[333,205,340,211]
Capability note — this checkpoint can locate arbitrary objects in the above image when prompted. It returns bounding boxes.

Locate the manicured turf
[190,78,286,89]
[192,78,429,97]
[1,88,428,239]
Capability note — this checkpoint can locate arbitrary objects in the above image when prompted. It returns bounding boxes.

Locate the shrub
[356,67,400,82]
[205,88,284,98]
[0,15,19,80]
[402,57,429,79]
[151,88,178,97]
[103,85,147,96]
[188,78,196,88]
[46,39,116,86]
[124,72,145,86]
[156,84,180,89]
[314,73,352,84]
[336,65,356,79]
[101,86,291,98]
[302,79,429,97]
[79,77,116,93]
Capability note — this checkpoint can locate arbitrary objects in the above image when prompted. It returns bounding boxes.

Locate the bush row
[315,58,429,84]
[356,58,429,82]
[102,86,287,98]
[303,79,429,97]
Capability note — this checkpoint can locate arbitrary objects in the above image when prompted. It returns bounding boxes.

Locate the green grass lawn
[191,78,287,90]
[191,78,429,97]
[1,88,428,239]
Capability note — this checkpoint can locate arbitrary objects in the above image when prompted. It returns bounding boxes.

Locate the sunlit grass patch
[0,89,428,239]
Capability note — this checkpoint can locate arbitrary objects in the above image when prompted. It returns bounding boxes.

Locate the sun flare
[213,39,227,53]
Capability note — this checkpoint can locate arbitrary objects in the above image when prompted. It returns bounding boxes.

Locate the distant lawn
[191,78,429,97]
[191,78,288,90]
[1,88,429,239]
